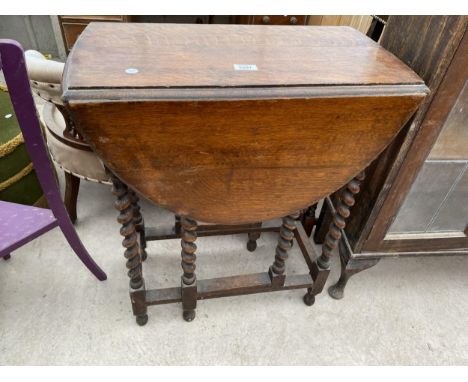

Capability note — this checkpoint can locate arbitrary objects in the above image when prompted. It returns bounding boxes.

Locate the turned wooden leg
[180,216,198,322]
[111,175,147,326]
[64,172,80,224]
[2,254,11,260]
[304,171,366,306]
[301,203,318,237]
[328,240,380,300]
[269,212,300,287]
[247,222,262,252]
[130,190,147,262]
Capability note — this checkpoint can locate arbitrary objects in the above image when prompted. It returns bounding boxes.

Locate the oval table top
[63,23,428,224]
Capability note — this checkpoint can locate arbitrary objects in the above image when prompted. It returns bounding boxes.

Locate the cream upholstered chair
[25,50,110,223]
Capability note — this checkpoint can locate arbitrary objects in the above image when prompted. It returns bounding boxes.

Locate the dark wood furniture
[58,15,311,54]
[59,16,131,53]
[366,15,388,42]
[313,16,468,300]
[235,15,309,25]
[63,23,427,325]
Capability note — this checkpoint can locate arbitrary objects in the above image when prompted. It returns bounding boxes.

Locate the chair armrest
[25,50,64,85]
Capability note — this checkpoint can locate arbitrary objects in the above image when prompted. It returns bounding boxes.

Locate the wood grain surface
[63,23,428,224]
[64,23,423,90]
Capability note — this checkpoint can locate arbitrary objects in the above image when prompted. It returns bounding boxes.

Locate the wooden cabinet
[316,16,468,300]
[57,15,378,55]
[59,16,130,53]
[236,15,309,25]
[58,15,311,54]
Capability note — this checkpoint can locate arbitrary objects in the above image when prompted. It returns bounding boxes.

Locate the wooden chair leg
[111,175,147,325]
[180,216,198,322]
[304,171,366,305]
[56,204,107,281]
[64,172,80,224]
[2,254,11,261]
[269,212,300,287]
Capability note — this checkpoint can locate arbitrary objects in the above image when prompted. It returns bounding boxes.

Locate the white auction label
[125,68,139,74]
[233,64,258,71]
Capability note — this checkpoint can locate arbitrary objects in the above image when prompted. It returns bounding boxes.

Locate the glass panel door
[388,81,468,237]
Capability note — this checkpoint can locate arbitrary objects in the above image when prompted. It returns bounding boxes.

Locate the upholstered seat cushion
[40,102,110,183]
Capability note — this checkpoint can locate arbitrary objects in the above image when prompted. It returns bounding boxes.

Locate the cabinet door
[388,82,468,248]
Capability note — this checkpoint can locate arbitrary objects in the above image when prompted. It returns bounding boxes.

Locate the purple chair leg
[56,207,107,281]
[0,39,107,281]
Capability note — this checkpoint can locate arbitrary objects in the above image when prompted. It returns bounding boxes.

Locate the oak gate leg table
[63,23,427,325]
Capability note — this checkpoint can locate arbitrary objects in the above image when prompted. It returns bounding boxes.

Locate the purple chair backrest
[0,39,106,280]
[1,39,64,211]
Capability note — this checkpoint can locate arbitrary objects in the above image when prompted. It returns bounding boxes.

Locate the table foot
[246,239,257,252]
[136,314,148,326]
[328,284,345,300]
[183,310,196,322]
[303,291,316,306]
[247,223,262,252]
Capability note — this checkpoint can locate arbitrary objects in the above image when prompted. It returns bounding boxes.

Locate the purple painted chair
[0,39,106,281]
